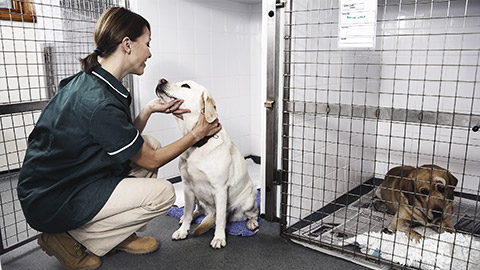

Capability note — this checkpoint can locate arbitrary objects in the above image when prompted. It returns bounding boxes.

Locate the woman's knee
[145,180,176,212]
[163,181,176,206]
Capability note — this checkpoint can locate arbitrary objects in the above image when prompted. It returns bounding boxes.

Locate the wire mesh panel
[279,0,480,269]
[0,0,130,254]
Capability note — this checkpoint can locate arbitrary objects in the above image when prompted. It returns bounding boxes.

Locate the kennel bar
[277,0,480,269]
[264,0,284,222]
[0,0,132,255]
[284,101,480,130]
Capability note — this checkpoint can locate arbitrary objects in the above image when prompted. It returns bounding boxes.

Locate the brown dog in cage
[375,164,458,242]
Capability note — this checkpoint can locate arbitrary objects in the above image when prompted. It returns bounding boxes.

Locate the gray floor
[1,214,371,270]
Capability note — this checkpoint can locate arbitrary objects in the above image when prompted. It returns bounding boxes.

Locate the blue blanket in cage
[167,189,261,237]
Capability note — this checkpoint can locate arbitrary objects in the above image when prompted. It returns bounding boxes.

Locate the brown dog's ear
[201,91,217,123]
[445,170,458,200]
[447,170,458,188]
[401,169,417,206]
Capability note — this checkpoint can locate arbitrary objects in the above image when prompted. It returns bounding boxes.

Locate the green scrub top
[17,66,144,233]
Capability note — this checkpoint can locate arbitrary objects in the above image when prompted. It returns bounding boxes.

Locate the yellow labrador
[376,164,458,242]
[156,79,259,249]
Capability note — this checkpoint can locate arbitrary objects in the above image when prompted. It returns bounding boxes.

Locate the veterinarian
[17,7,221,270]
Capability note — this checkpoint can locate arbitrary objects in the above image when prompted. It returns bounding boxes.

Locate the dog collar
[193,134,218,147]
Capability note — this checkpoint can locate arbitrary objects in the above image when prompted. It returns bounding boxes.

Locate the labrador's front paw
[172,229,189,240]
[210,237,226,249]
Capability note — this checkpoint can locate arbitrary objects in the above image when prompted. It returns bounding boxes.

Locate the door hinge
[274,169,283,185]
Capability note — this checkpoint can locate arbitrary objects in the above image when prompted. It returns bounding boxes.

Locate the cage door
[278,0,480,269]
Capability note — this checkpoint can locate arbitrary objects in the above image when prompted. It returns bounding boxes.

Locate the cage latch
[264,99,275,109]
[276,0,286,8]
[473,123,480,132]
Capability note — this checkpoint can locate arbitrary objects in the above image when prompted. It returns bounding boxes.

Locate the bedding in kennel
[290,187,480,269]
[275,0,480,269]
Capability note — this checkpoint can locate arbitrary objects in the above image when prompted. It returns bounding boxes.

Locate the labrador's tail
[193,214,215,236]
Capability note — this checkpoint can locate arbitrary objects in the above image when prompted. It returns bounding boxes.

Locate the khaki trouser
[68,135,175,256]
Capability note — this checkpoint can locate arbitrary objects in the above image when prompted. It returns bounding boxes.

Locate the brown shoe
[114,233,159,255]
[38,232,101,270]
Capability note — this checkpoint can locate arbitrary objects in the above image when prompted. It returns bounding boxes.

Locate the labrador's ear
[201,91,217,123]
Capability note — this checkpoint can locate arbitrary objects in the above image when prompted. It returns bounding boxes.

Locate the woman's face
[129,27,152,75]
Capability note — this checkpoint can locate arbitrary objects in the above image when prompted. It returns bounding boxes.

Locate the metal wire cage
[0,0,131,254]
[279,0,480,269]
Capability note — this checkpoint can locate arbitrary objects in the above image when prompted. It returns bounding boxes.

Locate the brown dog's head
[401,164,458,222]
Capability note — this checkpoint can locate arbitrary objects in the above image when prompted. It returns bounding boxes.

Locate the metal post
[264,0,285,222]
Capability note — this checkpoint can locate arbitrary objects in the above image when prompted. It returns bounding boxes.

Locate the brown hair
[80,7,151,73]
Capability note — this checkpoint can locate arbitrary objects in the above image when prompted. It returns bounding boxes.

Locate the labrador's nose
[156,79,168,97]
[159,78,168,85]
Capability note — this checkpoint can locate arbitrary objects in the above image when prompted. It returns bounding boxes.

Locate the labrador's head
[156,78,217,133]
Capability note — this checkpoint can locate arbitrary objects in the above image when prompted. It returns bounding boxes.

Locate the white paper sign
[338,0,377,48]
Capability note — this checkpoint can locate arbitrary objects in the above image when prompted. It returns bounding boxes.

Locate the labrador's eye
[181,83,190,89]
[420,189,429,195]
[437,186,445,193]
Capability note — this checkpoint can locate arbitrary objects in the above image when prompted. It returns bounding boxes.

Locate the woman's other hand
[147,98,190,119]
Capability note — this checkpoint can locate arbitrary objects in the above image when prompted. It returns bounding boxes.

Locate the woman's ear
[201,91,217,123]
[121,36,132,54]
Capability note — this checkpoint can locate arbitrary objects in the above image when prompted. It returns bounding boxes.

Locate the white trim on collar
[107,130,140,156]
[92,71,128,99]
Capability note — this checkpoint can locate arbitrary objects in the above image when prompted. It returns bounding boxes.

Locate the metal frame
[264,0,285,222]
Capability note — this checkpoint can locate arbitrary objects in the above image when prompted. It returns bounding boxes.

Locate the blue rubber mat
[167,189,261,237]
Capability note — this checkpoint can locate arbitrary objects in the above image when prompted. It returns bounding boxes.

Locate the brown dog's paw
[439,226,455,234]
[382,227,393,234]
[408,231,422,243]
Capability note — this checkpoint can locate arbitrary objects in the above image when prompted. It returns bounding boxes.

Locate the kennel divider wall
[0,0,132,254]
[278,0,480,269]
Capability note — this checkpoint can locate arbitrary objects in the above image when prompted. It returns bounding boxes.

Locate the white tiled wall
[131,0,262,180]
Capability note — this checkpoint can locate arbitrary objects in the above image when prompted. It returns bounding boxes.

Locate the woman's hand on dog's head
[147,98,191,119]
[193,113,222,139]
